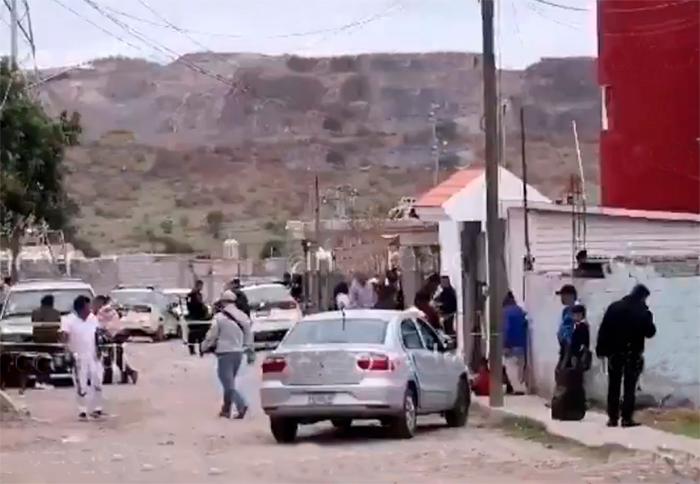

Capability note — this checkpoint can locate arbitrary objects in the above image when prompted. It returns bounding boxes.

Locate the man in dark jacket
[230,278,250,316]
[596,284,656,428]
[435,276,458,335]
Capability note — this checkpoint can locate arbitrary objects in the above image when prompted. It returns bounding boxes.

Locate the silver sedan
[260,309,471,443]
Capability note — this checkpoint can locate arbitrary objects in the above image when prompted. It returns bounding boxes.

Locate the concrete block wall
[524,262,700,407]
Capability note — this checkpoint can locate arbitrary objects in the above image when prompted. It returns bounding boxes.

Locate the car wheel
[331,418,352,431]
[270,417,298,444]
[388,386,417,439]
[152,326,165,343]
[445,378,470,428]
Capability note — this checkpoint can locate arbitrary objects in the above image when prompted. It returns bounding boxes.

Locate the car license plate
[307,393,334,405]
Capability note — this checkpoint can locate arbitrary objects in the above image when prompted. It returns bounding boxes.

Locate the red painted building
[598,0,699,213]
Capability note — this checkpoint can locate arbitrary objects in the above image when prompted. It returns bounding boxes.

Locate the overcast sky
[1,0,596,69]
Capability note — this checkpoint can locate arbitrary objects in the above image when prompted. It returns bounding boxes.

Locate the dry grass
[638,408,700,439]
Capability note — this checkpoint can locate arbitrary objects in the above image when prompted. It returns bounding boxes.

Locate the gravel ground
[0,341,697,484]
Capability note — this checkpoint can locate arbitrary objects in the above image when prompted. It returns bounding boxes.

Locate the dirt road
[0,341,694,483]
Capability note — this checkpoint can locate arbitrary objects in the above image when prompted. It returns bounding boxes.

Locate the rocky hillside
[37,52,600,253]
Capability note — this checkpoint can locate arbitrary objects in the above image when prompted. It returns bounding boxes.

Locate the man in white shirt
[61,295,104,420]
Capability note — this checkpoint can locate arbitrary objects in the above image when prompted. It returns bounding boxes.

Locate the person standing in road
[61,295,104,420]
[230,278,251,316]
[502,291,528,395]
[349,272,376,309]
[93,295,138,385]
[556,284,578,365]
[187,280,209,320]
[596,284,656,428]
[201,290,253,420]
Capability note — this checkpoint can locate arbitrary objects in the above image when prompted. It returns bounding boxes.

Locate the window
[282,318,388,346]
[416,318,443,352]
[401,320,424,349]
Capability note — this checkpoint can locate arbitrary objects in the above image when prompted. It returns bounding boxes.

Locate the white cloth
[336,293,350,310]
[73,356,103,413]
[61,313,99,360]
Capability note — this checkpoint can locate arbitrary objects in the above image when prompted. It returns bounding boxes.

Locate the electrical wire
[525,0,585,30]
[102,2,403,41]
[134,0,211,52]
[531,0,589,12]
[79,0,246,92]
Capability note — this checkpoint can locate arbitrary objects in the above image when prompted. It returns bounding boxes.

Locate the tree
[205,210,224,239]
[0,59,81,280]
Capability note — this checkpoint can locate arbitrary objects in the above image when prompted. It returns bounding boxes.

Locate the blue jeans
[217,352,246,413]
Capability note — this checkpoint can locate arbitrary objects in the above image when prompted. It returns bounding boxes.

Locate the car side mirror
[445,339,457,351]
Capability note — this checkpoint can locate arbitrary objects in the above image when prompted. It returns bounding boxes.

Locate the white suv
[109,286,181,342]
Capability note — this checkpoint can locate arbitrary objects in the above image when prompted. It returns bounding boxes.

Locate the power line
[531,0,589,12]
[65,0,246,92]
[134,0,211,52]
[525,0,584,30]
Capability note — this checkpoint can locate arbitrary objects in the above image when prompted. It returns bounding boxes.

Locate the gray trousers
[216,351,246,413]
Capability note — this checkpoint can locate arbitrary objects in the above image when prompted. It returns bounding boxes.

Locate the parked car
[162,287,212,354]
[0,278,95,386]
[260,309,471,443]
[242,283,302,350]
[109,286,180,342]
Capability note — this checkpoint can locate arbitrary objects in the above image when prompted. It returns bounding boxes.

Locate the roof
[10,279,93,292]
[414,166,551,223]
[504,200,700,223]
[415,168,483,208]
[302,308,422,323]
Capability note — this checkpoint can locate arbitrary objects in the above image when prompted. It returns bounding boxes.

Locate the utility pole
[313,175,322,311]
[481,0,503,407]
[10,0,18,65]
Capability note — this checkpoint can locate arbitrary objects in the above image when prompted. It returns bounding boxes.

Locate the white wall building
[415,167,700,406]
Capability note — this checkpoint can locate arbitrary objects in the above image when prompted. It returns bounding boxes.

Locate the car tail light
[262,356,287,374]
[357,353,394,371]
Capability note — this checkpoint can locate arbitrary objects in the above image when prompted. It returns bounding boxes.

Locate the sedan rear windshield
[282,318,388,346]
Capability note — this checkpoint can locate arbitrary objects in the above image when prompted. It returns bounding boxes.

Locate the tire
[445,378,470,428]
[388,386,417,439]
[331,418,352,431]
[152,325,165,343]
[270,417,298,444]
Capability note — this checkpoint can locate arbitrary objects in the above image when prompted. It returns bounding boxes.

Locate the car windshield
[282,318,388,346]
[110,290,158,308]
[1,289,93,319]
[243,285,292,306]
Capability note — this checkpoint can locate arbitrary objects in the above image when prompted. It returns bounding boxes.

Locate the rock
[111,454,124,462]
[158,439,175,446]
[141,464,154,472]
[634,393,658,409]
[208,467,224,476]
[660,394,694,409]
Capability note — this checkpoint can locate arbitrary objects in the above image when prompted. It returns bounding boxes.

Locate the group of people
[501,282,657,427]
[331,271,458,336]
[59,294,138,420]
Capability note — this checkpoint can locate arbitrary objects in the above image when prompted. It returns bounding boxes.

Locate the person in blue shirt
[502,291,528,395]
[556,284,578,365]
